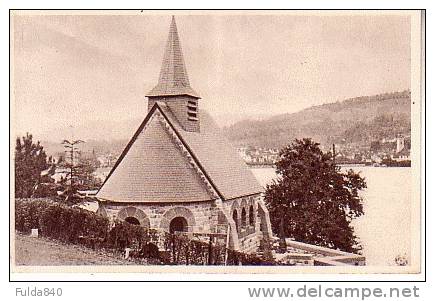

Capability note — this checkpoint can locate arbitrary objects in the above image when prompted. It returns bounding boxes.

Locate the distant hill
[38,90,411,157]
[223,90,411,149]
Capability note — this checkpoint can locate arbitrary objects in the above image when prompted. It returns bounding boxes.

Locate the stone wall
[98,192,273,254]
[221,194,273,253]
[100,201,217,234]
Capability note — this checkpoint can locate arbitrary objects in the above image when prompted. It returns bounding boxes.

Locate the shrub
[16,198,108,244]
[107,221,143,250]
[227,249,277,266]
[15,198,276,265]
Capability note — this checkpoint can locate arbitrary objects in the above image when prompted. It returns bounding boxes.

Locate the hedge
[15,198,276,265]
[16,198,109,246]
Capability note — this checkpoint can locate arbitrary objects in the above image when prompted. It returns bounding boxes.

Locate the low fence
[15,198,276,265]
[285,239,366,266]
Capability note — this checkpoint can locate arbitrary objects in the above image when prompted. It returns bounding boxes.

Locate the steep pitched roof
[158,103,263,200]
[96,106,214,203]
[96,103,263,203]
[146,16,200,98]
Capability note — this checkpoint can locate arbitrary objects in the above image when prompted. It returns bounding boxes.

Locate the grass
[15,233,136,266]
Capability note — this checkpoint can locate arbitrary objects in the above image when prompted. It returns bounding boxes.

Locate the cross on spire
[147,16,200,98]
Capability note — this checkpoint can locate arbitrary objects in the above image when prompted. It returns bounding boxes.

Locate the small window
[187,111,198,121]
[232,210,238,231]
[241,208,247,228]
[249,205,254,226]
[187,100,198,121]
[187,100,197,111]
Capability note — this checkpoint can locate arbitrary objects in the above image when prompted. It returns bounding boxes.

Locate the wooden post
[124,248,131,259]
[224,225,230,265]
[207,235,213,265]
[30,228,39,238]
[172,234,176,263]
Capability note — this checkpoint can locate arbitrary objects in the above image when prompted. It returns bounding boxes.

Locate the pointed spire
[147,16,200,98]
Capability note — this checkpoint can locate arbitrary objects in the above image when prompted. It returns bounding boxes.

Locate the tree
[72,157,102,190]
[264,138,366,253]
[15,133,49,198]
[61,139,85,191]
[59,139,101,204]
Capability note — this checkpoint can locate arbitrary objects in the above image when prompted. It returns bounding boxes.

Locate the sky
[12,12,411,142]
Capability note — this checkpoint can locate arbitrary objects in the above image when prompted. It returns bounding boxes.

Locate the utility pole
[61,139,84,192]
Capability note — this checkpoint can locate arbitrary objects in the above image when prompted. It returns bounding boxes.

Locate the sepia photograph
[9,9,424,276]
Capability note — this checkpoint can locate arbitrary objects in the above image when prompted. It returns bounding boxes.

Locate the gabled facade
[96,16,272,253]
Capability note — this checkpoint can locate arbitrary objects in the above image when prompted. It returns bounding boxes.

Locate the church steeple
[146,16,201,133]
[146,16,200,98]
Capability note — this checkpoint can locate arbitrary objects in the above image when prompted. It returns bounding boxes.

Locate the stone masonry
[97,193,272,253]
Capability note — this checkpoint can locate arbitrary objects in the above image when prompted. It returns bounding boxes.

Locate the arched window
[241,208,247,228]
[169,216,188,234]
[125,216,141,225]
[232,209,238,231]
[258,209,263,232]
[118,207,150,228]
[249,205,254,226]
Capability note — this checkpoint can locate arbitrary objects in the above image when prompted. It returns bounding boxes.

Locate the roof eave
[96,197,217,204]
[146,92,201,99]
[146,88,201,99]
[145,85,201,98]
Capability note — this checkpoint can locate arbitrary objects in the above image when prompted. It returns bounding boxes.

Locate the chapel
[96,16,272,252]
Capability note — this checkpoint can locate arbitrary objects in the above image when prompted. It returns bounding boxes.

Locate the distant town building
[97,153,118,168]
[396,136,405,153]
[51,167,69,183]
[237,147,279,166]
[392,148,411,162]
[96,17,272,253]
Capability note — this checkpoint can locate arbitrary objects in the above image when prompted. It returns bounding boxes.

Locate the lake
[250,166,412,266]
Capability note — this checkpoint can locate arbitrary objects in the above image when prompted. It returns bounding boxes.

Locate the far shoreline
[248,164,412,169]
